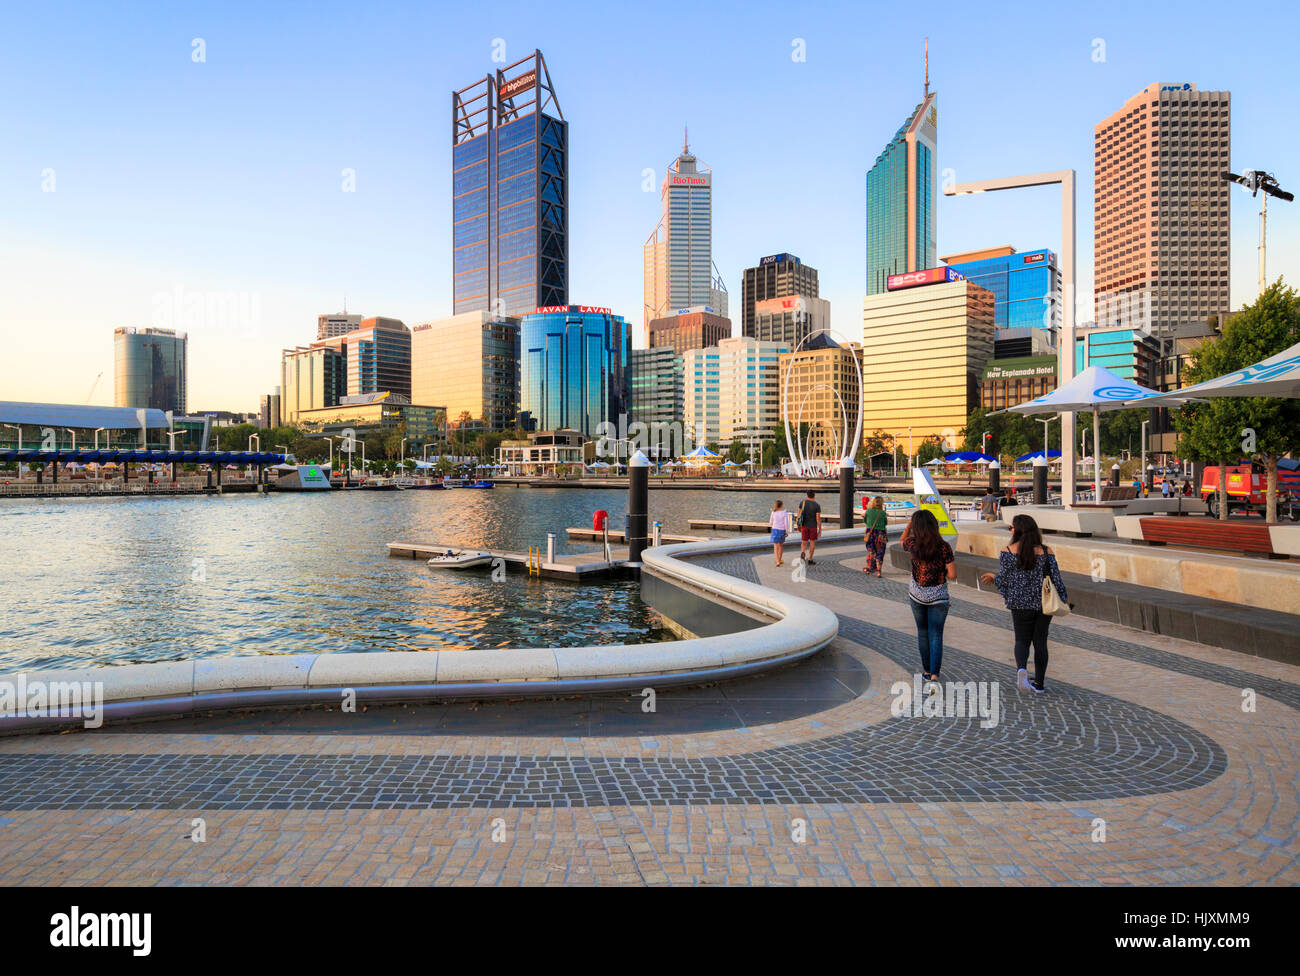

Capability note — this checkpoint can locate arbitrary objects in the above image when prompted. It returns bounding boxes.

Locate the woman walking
[862,496,888,577]
[979,513,1069,694]
[769,499,791,566]
[900,509,955,682]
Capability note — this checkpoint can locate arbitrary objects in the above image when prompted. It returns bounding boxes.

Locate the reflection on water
[0,486,848,670]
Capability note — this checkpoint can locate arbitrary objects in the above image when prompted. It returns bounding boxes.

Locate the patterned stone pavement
[0,540,1297,885]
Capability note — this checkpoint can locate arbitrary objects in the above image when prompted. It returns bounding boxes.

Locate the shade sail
[999,365,1161,415]
[1121,339,1300,407]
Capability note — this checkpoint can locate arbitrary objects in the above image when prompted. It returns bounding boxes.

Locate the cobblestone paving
[1,540,1297,885]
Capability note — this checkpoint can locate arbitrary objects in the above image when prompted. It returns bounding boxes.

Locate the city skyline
[2,0,1296,410]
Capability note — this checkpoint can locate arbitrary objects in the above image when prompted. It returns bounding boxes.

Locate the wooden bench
[1138,518,1285,557]
[1100,485,1139,501]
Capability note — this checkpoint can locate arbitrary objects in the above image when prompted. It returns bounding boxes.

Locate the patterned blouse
[992,548,1069,611]
[901,537,954,604]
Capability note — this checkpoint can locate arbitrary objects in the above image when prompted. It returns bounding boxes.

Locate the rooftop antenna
[924,38,930,97]
[683,124,689,154]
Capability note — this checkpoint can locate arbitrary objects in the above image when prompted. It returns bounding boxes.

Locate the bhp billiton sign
[499,69,536,100]
[886,267,965,291]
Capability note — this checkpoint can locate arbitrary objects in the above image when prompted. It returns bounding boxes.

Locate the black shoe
[806,558,816,565]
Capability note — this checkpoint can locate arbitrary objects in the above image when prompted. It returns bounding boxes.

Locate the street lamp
[946,169,1077,505]
[1140,419,1149,489]
[982,431,992,456]
[1036,415,1056,458]
[248,434,260,452]
[1224,170,1294,296]
[93,427,107,450]
[64,428,77,451]
[3,423,20,450]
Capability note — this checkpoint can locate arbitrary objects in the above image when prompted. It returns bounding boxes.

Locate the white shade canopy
[998,365,1161,416]
[1121,339,1300,407]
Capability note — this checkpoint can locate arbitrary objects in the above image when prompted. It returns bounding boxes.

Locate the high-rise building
[753,295,831,348]
[683,336,788,453]
[518,305,629,437]
[259,387,282,429]
[1093,82,1230,335]
[281,345,346,423]
[113,327,188,414]
[740,253,818,337]
[646,307,731,355]
[643,136,727,325]
[778,335,862,461]
[865,88,938,296]
[317,312,363,340]
[313,317,412,401]
[1074,325,1161,387]
[411,311,520,432]
[452,50,567,317]
[628,347,683,431]
[861,270,994,443]
[980,357,1058,412]
[941,246,1060,339]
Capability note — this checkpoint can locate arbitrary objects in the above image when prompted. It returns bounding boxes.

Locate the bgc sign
[886,266,965,291]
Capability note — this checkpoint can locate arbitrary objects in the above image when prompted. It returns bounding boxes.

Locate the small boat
[467,480,495,489]
[426,549,495,570]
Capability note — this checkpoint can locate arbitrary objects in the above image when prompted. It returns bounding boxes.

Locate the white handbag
[1041,557,1070,616]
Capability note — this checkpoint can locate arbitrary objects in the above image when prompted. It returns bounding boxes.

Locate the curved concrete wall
[0,533,841,733]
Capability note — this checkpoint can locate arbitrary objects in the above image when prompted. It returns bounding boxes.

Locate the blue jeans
[909,598,950,676]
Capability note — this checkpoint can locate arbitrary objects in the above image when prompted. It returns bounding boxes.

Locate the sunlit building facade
[411,311,520,432]
[113,327,188,414]
[753,295,831,348]
[281,345,346,423]
[453,50,567,317]
[683,337,787,454]
[519,306,629,437]
[629,347,683,429]
[740,253,818,338]
[312,317,412,401]
[861,274,994,443]
[646,307,731,355]
[865,92,937,296]
[942,246,1060,339]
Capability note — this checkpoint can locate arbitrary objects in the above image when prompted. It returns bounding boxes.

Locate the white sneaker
[1016,669,1032,693]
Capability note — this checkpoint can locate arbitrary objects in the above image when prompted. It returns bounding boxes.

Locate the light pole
[248,434,260,452]
[1036,415,1056,458]
[1224,170,1294,296]
[1140,419,1149,488]
[982,431,992,456]
[93,427,107,450]
[946,169,1077,505]
[64,428,77,451]
[400,437,408,472]
[3,424,20,450]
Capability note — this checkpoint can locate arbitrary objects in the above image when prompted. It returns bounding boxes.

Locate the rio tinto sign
[499,69,537,101]
[670,175,707,186]
[886,267,965,291]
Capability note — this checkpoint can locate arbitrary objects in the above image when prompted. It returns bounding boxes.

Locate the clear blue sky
[2,0,1296,410]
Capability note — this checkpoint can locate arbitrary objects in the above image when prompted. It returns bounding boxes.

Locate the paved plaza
[1,539,1297,885]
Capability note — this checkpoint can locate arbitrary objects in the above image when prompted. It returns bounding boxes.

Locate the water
[0,486,865,671]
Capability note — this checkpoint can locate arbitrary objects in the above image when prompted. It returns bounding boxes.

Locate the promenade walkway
[1,539,1297,885]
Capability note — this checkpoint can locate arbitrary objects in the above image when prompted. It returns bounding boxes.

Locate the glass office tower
[453,50,568,317]
[113,327,187,414]
[942,246,1060,336]
[519,306,629,437]
[865,91,937,296]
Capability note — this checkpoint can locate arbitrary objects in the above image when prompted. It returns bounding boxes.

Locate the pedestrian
[862,496,888,577]
[796,490,822,565]
[979,513,1069,694]
[1161,478,1172,498]
[900,509,955,682]
[980,487,999,522]
[769,499,791,567]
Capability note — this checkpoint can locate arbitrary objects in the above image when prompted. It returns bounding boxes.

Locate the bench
[1137,517,1285,558]
[1100,485,1139,501]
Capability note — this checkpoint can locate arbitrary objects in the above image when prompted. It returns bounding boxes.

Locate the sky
[2,0,1297,411]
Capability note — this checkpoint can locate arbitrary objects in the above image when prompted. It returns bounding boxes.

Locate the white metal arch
[781,329,864,477]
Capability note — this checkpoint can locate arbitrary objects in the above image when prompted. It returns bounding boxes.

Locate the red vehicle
[1200,462,1300,520]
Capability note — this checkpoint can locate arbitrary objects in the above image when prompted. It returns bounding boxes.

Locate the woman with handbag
[901,509,956,682]
[980,513,1069,694]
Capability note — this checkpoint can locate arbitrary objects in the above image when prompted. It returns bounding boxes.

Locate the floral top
[992,548,1069,611]
[901,537,954,604]
[862,508,888,532]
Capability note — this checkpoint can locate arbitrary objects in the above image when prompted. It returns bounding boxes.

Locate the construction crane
[85,371,103,404]
[1224,170,1294,296]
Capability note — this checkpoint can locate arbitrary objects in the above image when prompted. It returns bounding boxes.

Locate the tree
[1175,280,1300,521]
[915,435,946,466]
[768,423,810,470]
[726,439,750,465]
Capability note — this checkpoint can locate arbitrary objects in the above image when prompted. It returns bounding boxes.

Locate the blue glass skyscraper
[865,91,937,296]
[942,247,1061,336]
[452,50,568,317]
[519,306,629,437]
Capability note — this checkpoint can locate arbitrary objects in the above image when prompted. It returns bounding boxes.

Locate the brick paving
[0,540,1297,885]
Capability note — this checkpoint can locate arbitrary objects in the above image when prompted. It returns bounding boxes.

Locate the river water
[0,485,879,670]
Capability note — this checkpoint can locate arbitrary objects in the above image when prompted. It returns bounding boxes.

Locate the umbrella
[1015,449,1063,462]
[923,458,946,467]
[995,364,1160,501]
[723,460,738,467]
[1121,338,1300,406]
[944,452,996,463]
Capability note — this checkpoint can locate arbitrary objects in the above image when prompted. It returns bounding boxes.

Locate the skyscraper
[740,253,818,338]
[313,317,412,401]
[1093,82,1230,335]
[452,50,567,317]
[317,312,363,340]
[411,311,520,432]
[865,67,937,296]
[646,307,731,355]
[942,246,1061,338]
[113,327,187,414]
[643,134,727,328]
[518,305,629,437]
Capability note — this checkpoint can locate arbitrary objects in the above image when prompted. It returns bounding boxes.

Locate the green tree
[726,439,750,465]
[1174,280,1300,520]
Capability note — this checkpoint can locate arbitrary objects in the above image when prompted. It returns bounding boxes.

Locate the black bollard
[1033,457,1048,505]
[627,450,650,564]
[839,460,854,529]
[206,468,213,489]
[988,460,1000,495]
[1110,463,1120,487]
[1145,465,1155,495]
